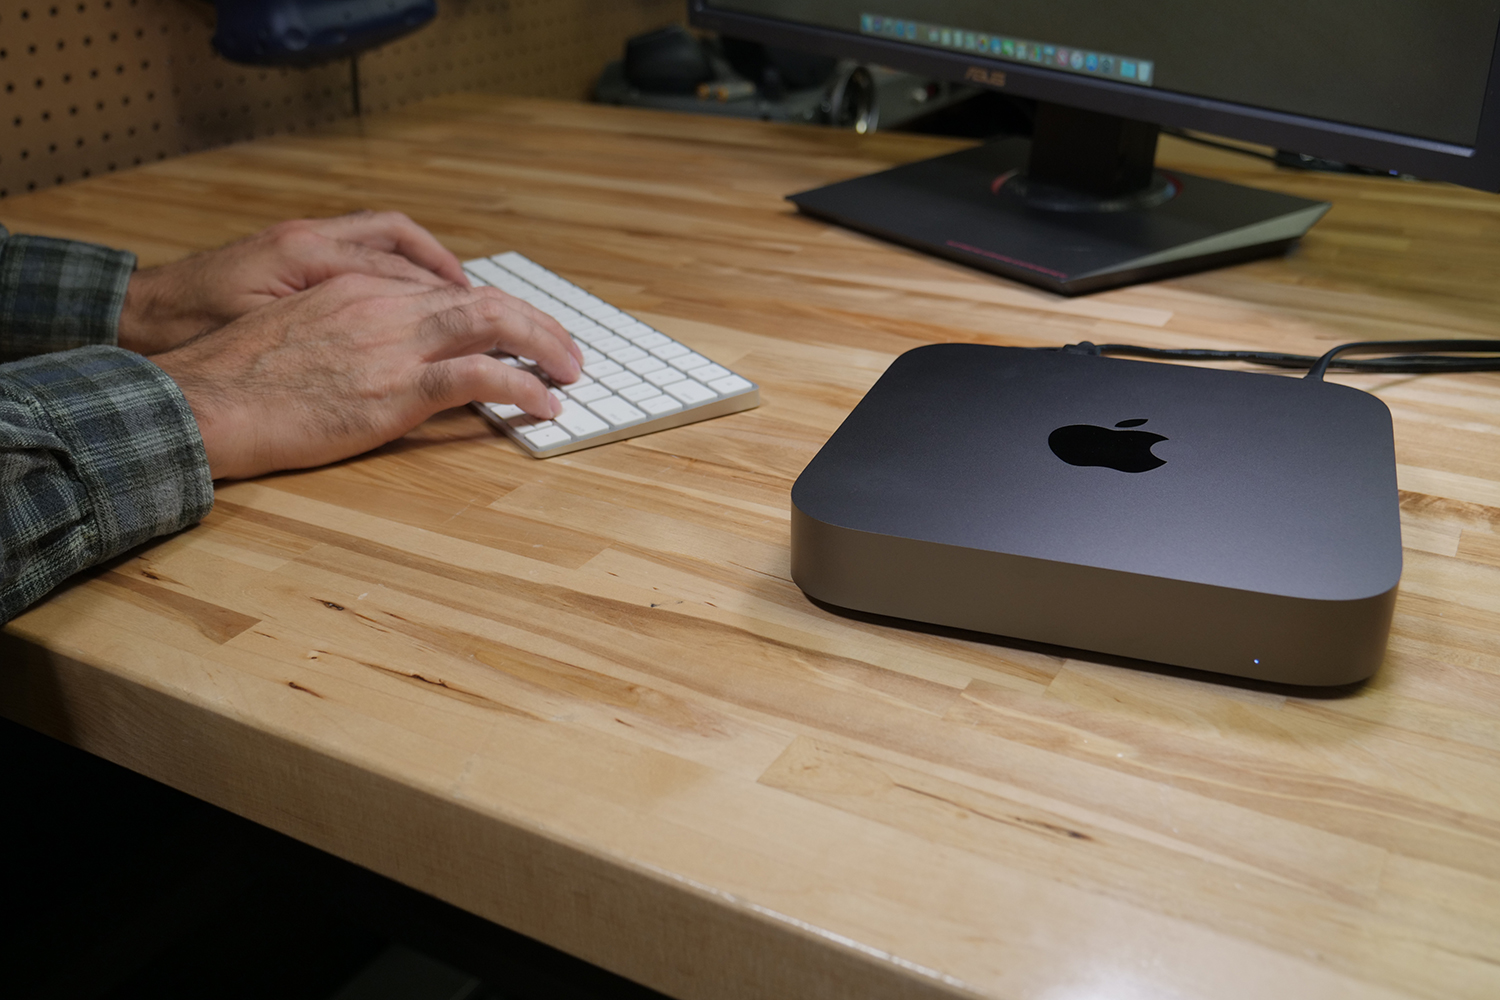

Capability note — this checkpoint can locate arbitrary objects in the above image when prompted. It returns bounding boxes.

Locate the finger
[416,288,583,383]
[305,237,452,290]
[311,211,469,286]
[311,271,444,309]
[494,292,585,368]
[420,354,562,419]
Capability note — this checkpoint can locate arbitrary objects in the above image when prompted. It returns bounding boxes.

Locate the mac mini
[790,344,1402,686]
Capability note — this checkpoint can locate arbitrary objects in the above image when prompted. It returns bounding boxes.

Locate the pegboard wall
[0,0,682,199]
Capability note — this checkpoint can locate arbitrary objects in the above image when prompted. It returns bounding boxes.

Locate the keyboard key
[599,313,637,331]
[709,374,753,394]
[639,394,683,415]
[592,335,630,354]
[669,352,709,372]
[463,259,510,285]
[554,401,609,437]
[601,370,643,390]
[631,331,672,350]
[625,357,666,375]
[685,363,730,382]
[557,314,595,334]
[651,342,690,360]
[607,345,648,364]
[483,402,526,420]
[581,303,622,321]
[567,382,612,403]
[522,425,572,448]
[645,366,687,387]
[579,346,604,364]
[573,325,612,345]
[588,397,647,427]
[666,379,717,405]
[583,359,623,378]
[619,382,662,402]
[496,253,542,275]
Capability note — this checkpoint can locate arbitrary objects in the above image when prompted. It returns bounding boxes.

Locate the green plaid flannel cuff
[0,346,213,621]
[0,224,136,363]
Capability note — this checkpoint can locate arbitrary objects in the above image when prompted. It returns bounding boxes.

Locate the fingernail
[550,396,564,418]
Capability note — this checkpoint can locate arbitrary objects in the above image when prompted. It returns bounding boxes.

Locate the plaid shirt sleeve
[1,225,214,625]
[0,223,137,363]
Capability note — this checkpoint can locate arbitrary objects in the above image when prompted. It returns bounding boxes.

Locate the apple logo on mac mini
[1048,418,1167,473]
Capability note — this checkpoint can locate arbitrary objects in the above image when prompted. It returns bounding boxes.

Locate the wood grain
[4,95,1500,1000]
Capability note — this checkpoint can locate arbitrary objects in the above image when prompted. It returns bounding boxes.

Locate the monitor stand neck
[1006,102,1176,213]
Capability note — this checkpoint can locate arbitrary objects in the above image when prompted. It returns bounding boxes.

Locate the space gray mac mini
[790,344,1402,686]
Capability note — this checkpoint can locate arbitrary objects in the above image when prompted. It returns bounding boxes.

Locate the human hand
[151,274,584,480]
[118,211,470,355]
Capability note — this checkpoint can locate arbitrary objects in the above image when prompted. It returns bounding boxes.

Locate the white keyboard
[462,252,760,458]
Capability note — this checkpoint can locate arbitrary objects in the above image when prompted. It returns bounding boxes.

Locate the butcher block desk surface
[3,95,1500,1000]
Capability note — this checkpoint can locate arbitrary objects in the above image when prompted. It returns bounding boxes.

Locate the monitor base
[788,139,1330,296]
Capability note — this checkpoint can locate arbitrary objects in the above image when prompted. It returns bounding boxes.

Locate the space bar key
[554,401,609,437]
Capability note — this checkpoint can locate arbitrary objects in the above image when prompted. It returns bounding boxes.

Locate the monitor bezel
[690,2,1500,192]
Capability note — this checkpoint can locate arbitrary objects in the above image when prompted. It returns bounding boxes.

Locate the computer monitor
[690,2,1500,294]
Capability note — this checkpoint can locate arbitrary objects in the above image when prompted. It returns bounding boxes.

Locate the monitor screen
[699,1,1500,182]
[708,1,1499,148]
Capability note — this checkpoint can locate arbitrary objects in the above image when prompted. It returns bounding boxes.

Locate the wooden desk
[4,95,1499,1000]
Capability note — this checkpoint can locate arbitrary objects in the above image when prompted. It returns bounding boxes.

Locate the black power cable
[1051,340,1500,380]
